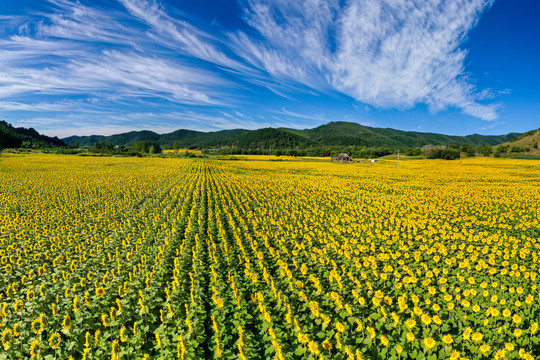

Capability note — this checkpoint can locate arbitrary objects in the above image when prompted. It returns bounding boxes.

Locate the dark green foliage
[426,149,461,160]
[89,141,141,156]
[62,121,523,151]
[0,120,66,148]
[159,129,248,148]
[210,145,392,158]
[510,146,528,153]
[133,141,162,154]
[496,145,510,153]
[231,128,314,149]
[93,141,115,152]
[64,129,249,148]
[63,134,107,147]
[477,144,493,156]
[405,148,422,156]
[461,144,476,157]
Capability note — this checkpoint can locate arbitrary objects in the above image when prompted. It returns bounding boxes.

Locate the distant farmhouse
[331,153,352,162]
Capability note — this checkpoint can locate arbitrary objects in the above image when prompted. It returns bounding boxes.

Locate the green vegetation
[509,128,539,142]
[477,144,493,156]
[210,143,393,158]
[133,141,162,154]
[62,121,520,151]
[498,128,540,156]
[0,120,66,149]
[64,128,248,148]
[426,148,461,160]
[3,119,536,160]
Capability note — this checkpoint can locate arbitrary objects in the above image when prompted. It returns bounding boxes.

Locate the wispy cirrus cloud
[117,0,249,71]
[233,0,498,120]
[0,0,235,111]
[38,0,135,45]
[0,0,506,137]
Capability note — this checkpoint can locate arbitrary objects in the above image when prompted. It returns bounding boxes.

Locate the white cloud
[0,0,503,133]
[117,0,244,70]
[236,0,498,120]
[38,0,135,45]
[0,0,238,111]
[68,50,223,104]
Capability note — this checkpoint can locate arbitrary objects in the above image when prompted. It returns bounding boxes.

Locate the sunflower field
[0,153,539,360]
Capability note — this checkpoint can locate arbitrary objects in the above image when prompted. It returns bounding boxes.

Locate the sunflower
[297,333,309,344]
[101,314,108,327]
[479,343,491,354]
[307,340,320,355]
[423,338,436,350]
[1,329,13,350]
[12,323,20,337]
[62,314,72,332]
[14,300,23,312]
[49,333,61,349]
[120,326,128,342]
[96,287,105,296]
[442,334,453,345]
[85,331,91,347]
[322,339,332,350]
[471,332,483,343]
[30,339,40,359]
[31,315,44,334]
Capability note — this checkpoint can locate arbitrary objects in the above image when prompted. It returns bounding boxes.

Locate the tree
[173,141,181,152]
[93,141,114,153]
[405,148,422,156]
[427,149,461,160]
[134,141,162,154]
[461,144,476,157]
[477,144,493,156]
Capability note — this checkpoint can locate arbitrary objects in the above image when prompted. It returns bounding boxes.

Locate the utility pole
[398,149,400,169]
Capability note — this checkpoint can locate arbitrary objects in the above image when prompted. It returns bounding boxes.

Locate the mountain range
[0,120,65,149]
[63,121,521,149]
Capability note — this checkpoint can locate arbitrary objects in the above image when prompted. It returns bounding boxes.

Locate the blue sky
[0,0,538,138]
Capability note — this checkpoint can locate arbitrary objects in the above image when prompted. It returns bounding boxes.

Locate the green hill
[301,122,520,148]
[159,129,249,148]
[499,128,540,155]
[231,128,314,149]
[0,120,66,149]
[63,128,249,148]
[60,120,522,150]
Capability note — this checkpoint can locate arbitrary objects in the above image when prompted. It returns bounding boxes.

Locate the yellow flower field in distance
[224,154,328,161]
[162,149,203,155]
[0,153,539,360]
